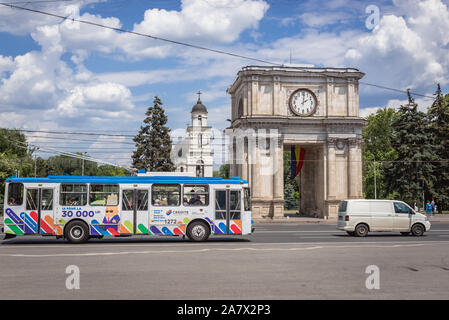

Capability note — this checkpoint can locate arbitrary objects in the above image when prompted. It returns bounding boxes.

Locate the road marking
[256,230,340,233]
[1,239,448,250]
[294,236,338,238]
[0,243,431,258]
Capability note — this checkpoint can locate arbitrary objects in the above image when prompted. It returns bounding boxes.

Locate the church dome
[191,98,208,114]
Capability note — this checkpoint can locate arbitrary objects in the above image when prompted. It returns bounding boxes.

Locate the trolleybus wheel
[65,221,90,244]
[186,221,210,242]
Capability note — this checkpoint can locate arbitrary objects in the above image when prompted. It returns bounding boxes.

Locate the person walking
[431,199,435,216]
[425,200,433,215]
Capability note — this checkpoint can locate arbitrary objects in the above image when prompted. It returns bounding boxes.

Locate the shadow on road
[0,236,252,246]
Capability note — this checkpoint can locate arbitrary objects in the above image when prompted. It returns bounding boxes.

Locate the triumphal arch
[226,66,366,219]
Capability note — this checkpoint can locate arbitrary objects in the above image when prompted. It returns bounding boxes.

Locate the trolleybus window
[60,184,87,206]
[230,190,241,220]
[26,189,38,210]
[41,189,53,210]
[183,184,208,206]
[122,190,148,211]
[137,190,148,210]
[122,190,133,210]
[89,184,119,206]
[7,182,23,206]
[152,184,180,206]
[244,187,251,211]
[215,191,226,220]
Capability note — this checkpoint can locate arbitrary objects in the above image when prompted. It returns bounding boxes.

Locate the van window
[394,202,410,214]
[338,201,347,212]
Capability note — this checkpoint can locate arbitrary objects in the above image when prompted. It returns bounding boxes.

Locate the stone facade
[226,66,365,219]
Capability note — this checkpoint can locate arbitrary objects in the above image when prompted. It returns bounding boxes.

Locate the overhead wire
[0,1,441,168]
[0,2,281,66]
[6,136,135,172]
[0,2,437,101]
[19,129,135,137]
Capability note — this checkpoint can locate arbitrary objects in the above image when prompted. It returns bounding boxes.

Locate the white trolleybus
[2,173,253,243]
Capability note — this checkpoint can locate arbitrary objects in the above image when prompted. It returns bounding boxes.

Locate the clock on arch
[289,88,318,117]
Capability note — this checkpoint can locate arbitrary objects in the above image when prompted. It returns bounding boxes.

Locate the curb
[253,218,338,224]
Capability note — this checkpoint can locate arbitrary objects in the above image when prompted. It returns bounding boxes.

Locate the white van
[337,199,430,237]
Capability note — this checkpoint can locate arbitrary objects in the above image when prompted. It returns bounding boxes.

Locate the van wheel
[65,221,90,243]
[187,221,210,242]
[411,224,425,237]
[355,224,369,237]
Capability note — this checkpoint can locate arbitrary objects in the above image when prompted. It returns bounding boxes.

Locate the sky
[1,0,449,168]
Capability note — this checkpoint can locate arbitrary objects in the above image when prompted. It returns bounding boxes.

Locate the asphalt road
[1,222,449,300]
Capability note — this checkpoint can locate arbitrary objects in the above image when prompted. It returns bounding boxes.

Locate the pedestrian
[431,199,435,216]
[425,200,432,215]
[414,202,418,212]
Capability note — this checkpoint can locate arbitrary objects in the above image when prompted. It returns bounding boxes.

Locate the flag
[291,145,306,179]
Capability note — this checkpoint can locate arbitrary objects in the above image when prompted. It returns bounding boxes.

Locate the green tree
[384,92,437,207]
[0,153,21,207]
[427,84,449,212]
[362,108,397,199]
[97,165,129,176]
[0,128,28,158]
[44,154,98,176]
[214,163,229,178]
[0,128,33,207]
[284,182,298,210]
[132,96,174,172]
[283,150,299,207]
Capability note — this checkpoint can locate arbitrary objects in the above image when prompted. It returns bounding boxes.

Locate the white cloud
[344,0,449,91]
[24,0,269,62]
[0,55,14,75]
[0,50,69,110]
[257,29,360,66]
[360,94,435,118]
[54,82,134,117]
[0,0,103,35]
[133,0,269,44]
[299,11,352,27]
[254,0,449,99]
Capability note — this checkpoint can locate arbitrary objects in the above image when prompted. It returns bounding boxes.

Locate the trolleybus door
[121,188,149,234]
[24,187,55,234]
[214,189,242,235]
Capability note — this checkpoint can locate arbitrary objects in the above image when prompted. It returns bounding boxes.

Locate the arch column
[348,138,363,199]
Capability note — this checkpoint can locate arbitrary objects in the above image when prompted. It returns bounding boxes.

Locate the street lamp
[29,146,39,177]
[82,152,88,176]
